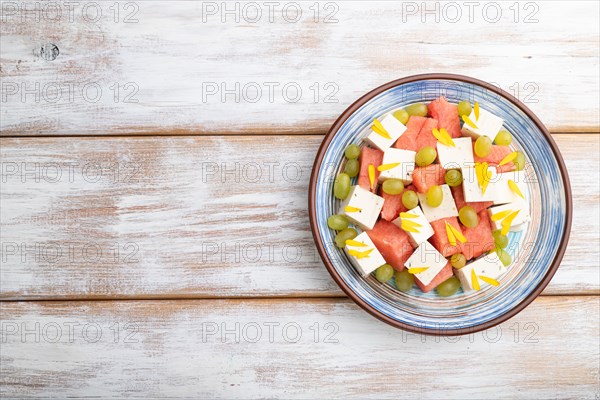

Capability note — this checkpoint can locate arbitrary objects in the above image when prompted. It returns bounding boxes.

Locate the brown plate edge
[308,73,573,337]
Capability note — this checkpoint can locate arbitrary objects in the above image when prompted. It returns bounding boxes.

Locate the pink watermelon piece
[358,147,383,192]
[473,144,515,173]
[429,217,461,257]
[379,184,416,221]
[367,220,413,271]
[415,262,453,293]
[450,184,493,214]
[460,210,495,260]
[412,164,446,194]
[415,117,439,150]
[393,116,427,152]
[428,96,461,138]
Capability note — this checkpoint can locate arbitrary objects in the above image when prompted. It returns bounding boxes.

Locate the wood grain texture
[1,134,598,299]
[1,297,598,399]
[1,1,599,136]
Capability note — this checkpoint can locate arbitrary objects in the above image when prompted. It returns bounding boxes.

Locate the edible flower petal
[372,118,391,139]
[377,163,401,172]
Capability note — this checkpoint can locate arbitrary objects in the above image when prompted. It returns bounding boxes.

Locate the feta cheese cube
[436,137,475,170]
[344,232,387,276]
[417,184,459,222]
[392,206,434,247]
[340,185,384,230]
[403,241,448,286]
[377,148,416,184]
[455,253,507,291]
[488,202,530,232]
[364,113,407,151]
[461,165,501,203]
[461,107,504,141]
[492,170,530,206]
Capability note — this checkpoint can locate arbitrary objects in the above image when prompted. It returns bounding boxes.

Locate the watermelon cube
[358,146,383,192]
[367,220,413,271]
[379,184,416,221]
[415,117,439,150]
[428,96,461,138]
[460,210,496,260]
[450,184,493,214]
[429,217,462,257]
[412,164,446,193]
[473,144,515,173]
[393,116,427,152]
[416,263,453,293]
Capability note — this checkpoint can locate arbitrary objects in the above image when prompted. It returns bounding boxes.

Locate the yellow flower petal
[344,206,362,213]
[462,114,479,130]
[408,267,429,274]
[445,222,457,247]
[471,269,481,291]
[401,219,422,233]
[372,118,391,139]
[474,102,480,121]
[399,212,418,219]
[345,239,367,247]
[499,151,518,166]
[508,180,525,199]
[475,162,491,194]
[501,210,521,235]
[348,248,374,259]
[479,275,500,286]
[368,164,375,190]
[448,223,467,243]
[432,128,455,147]
[490,209,512,222]
[377,163,401,172]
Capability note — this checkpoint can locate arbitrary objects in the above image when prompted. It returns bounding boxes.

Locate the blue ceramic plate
[309,74,572,335]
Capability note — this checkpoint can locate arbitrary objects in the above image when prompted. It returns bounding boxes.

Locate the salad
[329,97,530,297]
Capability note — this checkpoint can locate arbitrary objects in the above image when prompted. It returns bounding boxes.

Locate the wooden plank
[0,297,598,398]
[1,1,598,136]
[1,134,597,299]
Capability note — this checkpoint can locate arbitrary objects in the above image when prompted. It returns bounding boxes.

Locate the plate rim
[308,73,573,336]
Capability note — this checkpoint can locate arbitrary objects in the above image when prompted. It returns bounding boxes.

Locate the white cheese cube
[339,185,384,230]
[436,137,475,170]
[344,232,387,276]
[403,241,448,286]
[364,113,407,151]
[461,107,504,141]
[392,206,434,247]
[492,170,529,206]
[488,202,530,232]
[455,253,507,292]
[377,148,416,184]
[417,184,459,222]
[461,165,501,203]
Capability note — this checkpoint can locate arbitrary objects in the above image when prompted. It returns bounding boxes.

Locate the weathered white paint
[1,1,599,135]
[1,134,597,299]
[0,298,598,398]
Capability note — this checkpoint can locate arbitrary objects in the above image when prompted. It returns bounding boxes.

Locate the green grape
[450,253,467,269]
[393,109,409,125]
[375,264,394,283]
[474,135,492,158]
[436,277,461,297]
[445,169,463,187]
[457,100,472,116]
[382,179,404,195]
[492,229,508,249]
[334,173,351,200]
[344,144,361,160]
[327,214,349,231]
[458,206,479,228]
[513,151,526,171]
[395,269,414,292]
[415,146,437,167]
[334,228,357,248]
[405,103,428,117]
[494,130,512,146]
[496,247,512,266]
[344,159,359,177]
[402,190,419,210]
[426,185,443,207]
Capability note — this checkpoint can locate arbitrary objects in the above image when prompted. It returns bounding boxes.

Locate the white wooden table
[1,1,599,398]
